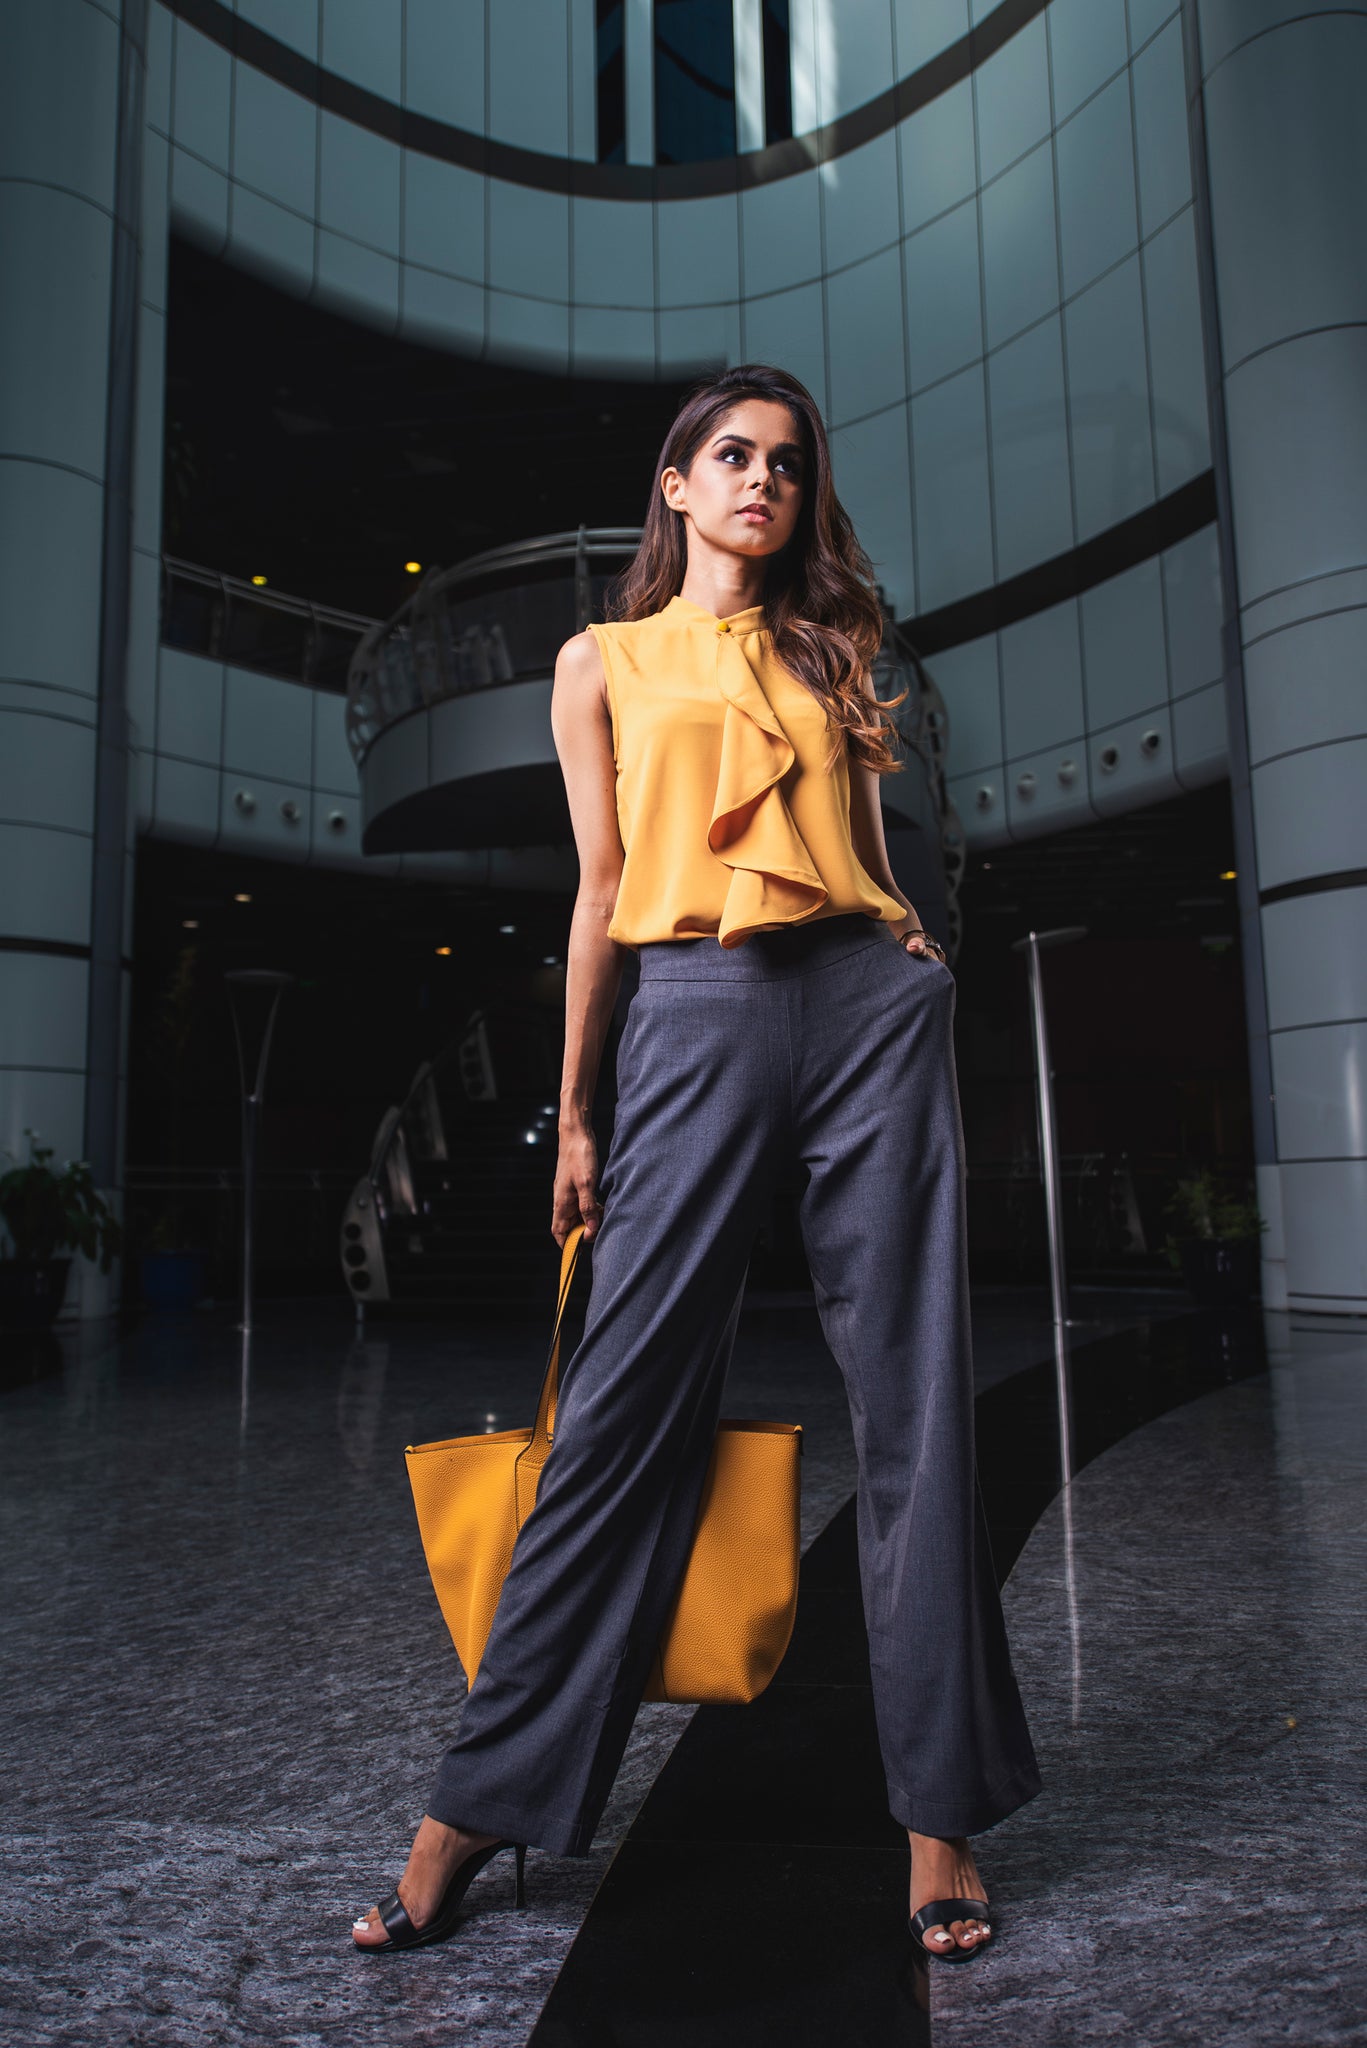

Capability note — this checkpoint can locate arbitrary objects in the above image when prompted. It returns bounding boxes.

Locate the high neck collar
[665,593,767,634]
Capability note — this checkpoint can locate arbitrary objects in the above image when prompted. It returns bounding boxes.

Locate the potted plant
[0,1129,123,1329]
[137,1204,210,1311]
[1162,1169,1266,1305]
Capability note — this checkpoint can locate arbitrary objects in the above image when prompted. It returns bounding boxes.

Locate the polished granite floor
[935,1311,1367,2048]
[2,1280,1360,2045]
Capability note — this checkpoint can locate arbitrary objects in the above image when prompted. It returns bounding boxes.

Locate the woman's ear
[660,466,686,513]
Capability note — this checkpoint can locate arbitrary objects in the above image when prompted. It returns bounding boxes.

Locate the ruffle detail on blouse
[707,631,828,948]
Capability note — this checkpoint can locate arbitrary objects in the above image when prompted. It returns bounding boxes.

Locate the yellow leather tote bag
[404,1223,802,1705]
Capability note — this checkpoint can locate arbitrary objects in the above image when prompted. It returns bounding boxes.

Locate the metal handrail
[344,525,643,764]
[161,556,379,695]
[438,528,647,584]
[343,526,964,956]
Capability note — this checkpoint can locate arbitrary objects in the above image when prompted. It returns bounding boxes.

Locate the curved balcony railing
[346,524,964,950]
[161,556,378,694]
[344,527,642,763]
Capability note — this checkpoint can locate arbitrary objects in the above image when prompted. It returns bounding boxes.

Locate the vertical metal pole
[239,1087,259,1333]
[1013,924,1087,1489]
[227,971,294,1335]
[1025,930,1070,1338]
[574,524,591,633]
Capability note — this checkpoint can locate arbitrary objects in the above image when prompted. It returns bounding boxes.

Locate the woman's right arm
[548,628,628,1247]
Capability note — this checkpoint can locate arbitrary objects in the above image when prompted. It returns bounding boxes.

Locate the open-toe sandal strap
[378,1890,418,1944]
[910,1897,991,1939]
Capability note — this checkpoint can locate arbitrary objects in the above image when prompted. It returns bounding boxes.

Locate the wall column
[0,0,146,1315]
[1184,1,1367,1314]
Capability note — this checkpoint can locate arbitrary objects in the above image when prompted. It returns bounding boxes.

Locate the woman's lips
[739,506,773,522]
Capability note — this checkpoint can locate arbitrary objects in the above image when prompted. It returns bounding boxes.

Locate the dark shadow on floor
[528,1306,1268,2047]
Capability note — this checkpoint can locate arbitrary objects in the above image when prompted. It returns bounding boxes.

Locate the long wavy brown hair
[605,364,907,776]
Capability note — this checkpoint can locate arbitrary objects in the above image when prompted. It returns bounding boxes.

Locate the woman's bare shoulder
[557,628,604,674]
[554,631,611,731]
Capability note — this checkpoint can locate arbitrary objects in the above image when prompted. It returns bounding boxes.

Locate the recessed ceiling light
[405,561,422,574]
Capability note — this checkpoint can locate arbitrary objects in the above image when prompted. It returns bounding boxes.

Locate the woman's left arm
[847,749,942,958]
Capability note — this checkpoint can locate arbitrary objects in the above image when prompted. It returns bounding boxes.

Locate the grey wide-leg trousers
[428,912,1042,1855]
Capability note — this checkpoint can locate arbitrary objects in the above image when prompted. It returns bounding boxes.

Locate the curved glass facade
[3,0,1365,1313]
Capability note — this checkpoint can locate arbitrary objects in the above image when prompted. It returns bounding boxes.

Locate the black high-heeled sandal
[357,1839,528,1953]
[909,1896,993,1964]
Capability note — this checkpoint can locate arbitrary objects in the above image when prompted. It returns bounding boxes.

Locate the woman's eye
[715,444,801,478]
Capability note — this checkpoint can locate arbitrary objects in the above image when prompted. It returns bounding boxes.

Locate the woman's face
[661,398,806,564]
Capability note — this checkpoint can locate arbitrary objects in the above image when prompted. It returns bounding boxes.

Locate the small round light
[182,918,199,929]
[251,574,268,587]
[435,945,452,957]
[405,561,422,575]
[499,924,516,935]
[233,892,252,904]
[1220,869,1237,881]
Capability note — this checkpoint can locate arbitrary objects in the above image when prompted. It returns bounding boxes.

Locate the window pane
[654,0,737,165]
[762,0,792,145]
[596,0,626,164]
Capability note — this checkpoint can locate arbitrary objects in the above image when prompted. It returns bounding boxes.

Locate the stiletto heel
[358,1838,528,1953]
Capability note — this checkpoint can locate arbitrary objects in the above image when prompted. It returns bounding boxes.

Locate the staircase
[377,1099,577,1308]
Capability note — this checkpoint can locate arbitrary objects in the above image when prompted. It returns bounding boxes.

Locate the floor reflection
[0,1285,1278,2047]
[933,1303,1367,2048]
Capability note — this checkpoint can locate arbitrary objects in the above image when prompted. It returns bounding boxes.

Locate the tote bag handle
[514,1221,586,1526]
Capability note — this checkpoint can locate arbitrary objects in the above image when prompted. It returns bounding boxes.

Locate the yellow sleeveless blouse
[587,593,906,950]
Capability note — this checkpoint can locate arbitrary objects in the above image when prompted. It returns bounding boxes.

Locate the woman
[353,364,1041,1961]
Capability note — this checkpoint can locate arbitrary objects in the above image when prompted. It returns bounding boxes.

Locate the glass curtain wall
[654,0,737,163]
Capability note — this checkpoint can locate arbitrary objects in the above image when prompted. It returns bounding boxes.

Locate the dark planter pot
[0,1257,73,1330]
[138,1249,209,1311]
[1178,1236,1259,1306]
